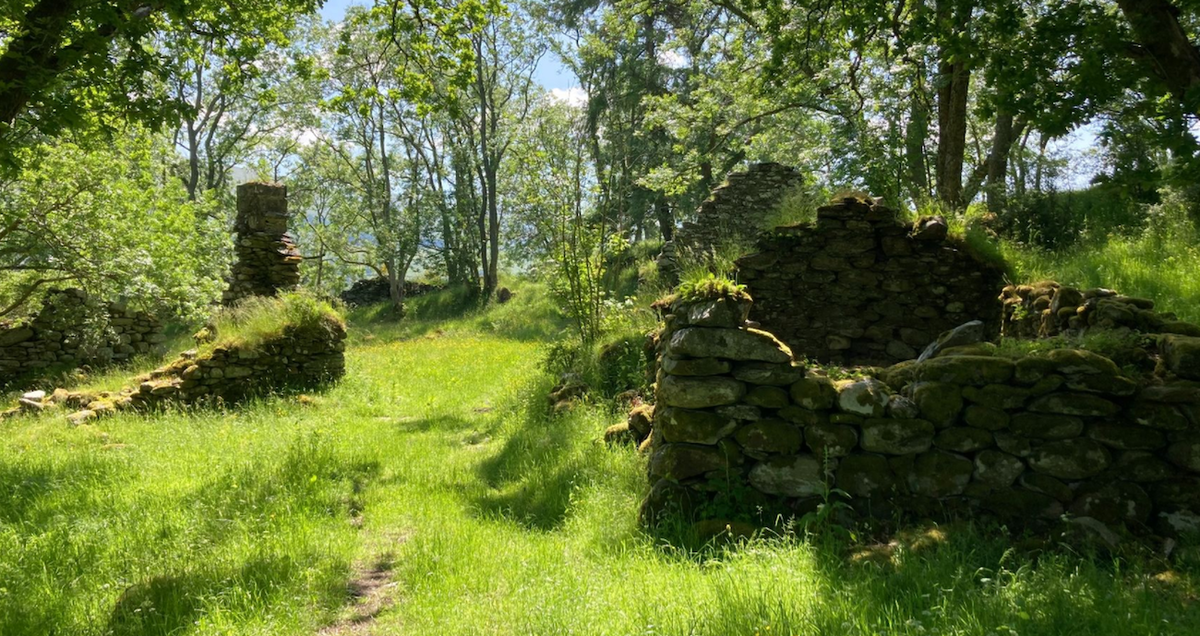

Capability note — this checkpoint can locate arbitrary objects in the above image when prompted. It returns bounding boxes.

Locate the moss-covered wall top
[736,197,1005,365]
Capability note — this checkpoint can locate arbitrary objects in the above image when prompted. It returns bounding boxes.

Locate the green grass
[2,287,1199,635]
[1002,230,1200,323]
[201,292,345,353]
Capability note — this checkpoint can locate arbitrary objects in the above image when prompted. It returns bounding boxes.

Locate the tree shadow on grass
[469,381,602,531]
[105,556,308,636]
[0,453,121,528]
[658,521,1200,636]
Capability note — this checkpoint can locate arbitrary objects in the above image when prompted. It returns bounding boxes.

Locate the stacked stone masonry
[658,163,805,276]
[1001,280,1200,342]
[223,182,302,305]
[5,316,347,424]
[642,297,1200,537]
[737,197,1005,365]
[0,289,163,386]
[734,195,1008,364]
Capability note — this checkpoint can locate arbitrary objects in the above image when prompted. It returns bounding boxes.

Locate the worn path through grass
[2,305,1200,635]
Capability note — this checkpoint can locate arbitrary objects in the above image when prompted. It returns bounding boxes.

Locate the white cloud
[548,87,588,108]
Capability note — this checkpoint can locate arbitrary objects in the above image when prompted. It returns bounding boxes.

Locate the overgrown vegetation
[199,292,345,353]
[3,289,1198,635]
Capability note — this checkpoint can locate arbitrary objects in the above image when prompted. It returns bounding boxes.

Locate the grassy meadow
[2,282,1199,635]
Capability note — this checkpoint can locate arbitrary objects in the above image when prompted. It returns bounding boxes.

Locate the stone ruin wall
[638,296,1200,538]
[224,182,302,305]
[737,197,1005,365]
[4,181,348,422]
[0,289,164,386]
[657,163,805,276]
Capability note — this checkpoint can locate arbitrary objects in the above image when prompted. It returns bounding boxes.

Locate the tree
[0,133,227,320]
[0,0,320,169]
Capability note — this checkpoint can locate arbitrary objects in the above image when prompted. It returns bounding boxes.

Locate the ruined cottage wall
[658,163,805,275]
[0,289,163,385]
[223,182,302,305]
[642,298,1200,536]
[737,198,1005,365]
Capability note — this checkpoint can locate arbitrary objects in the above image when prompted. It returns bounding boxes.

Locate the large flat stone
[668,327,792,363]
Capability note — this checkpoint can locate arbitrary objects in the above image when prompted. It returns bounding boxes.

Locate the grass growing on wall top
[202,292,345,352]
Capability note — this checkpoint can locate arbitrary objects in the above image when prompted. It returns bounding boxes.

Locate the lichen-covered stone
[973,450,1026,487]
[1114,451,1177,482]
[908,356,1015,386]
[836,454,896,498]
[1125,401,1191,431]
[657,407,738,445]
[673,297,753,328]
[661,356,732,377]
[1069,482,1152,525]
[964,405,1010,431]
[907,450,973,497]
[982,488,1064,519]
[777,405,821,426]
[934,427,994,453]
[1009,412,1084,439]
[735,419,803,455]
[668,327,792,363]
[744,385,790,409]
[886,395,920,419]
[789,374,837,410]
[657,375,746,409]
[1167,440,1200,472]
[1019,472,1075,502]
[1028,392,1119,417]
[732,361,805,385]
[1086,423,1165,450]
[649,443,732,481]
[748,454,824,497]
[912,382,963,427]
[805,422,859,458]
[1161,334,1200,381]
[860,418,935,455]
[1028,439,1112,479]
[961,384,1031,410]
[836,378,890,417]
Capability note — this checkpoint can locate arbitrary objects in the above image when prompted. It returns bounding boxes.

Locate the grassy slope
[1,286,1199,635]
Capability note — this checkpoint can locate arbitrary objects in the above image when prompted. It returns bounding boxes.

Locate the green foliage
[1000,187,1200,323]
[204,292,344,353]
[0,132,227,322]
[994,329,1153,368]
[675,273,750,304]
[0,0,321,170]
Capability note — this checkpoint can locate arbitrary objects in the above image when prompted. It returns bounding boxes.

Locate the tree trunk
[485,162,499,296]
[655,196,674,242]
[386,257,405,316]
[1116,0,1200,117]
[905,89,931,204]
[934,0,972,209]
[935,57,970,209]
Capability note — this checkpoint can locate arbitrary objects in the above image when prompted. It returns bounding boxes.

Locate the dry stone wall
[658,163,805,276]
[0,289,163,386]
[737,197,1005,365]
[641,297,1200,538]
[5,316,347,424]
[223,182,302,305]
